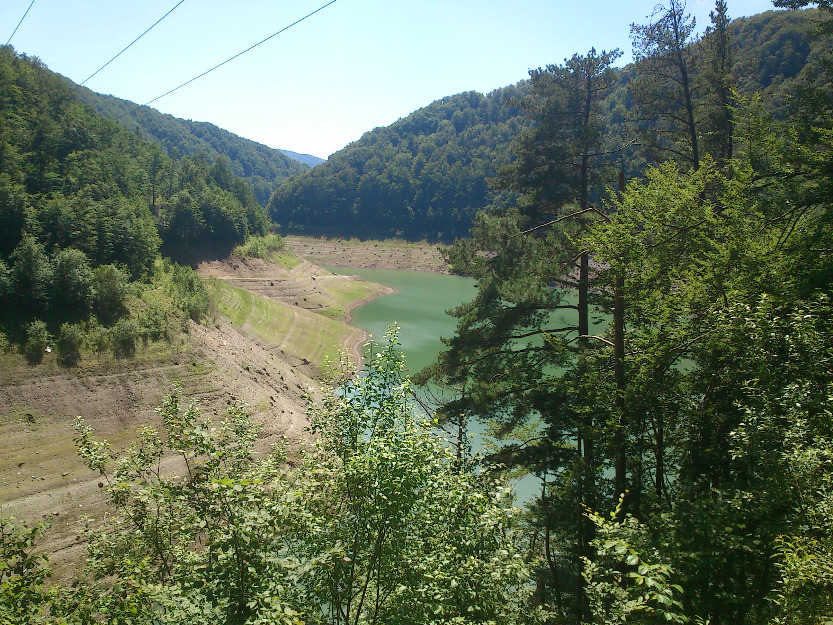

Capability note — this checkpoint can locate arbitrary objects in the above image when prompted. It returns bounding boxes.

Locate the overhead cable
[140,0,339,109]
[5,0,37,46]
[79,0,186,86]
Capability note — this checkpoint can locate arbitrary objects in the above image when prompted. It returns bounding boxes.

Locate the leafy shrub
[232,233,284,259]
[23,319,51,363]
[93,264,129,326]
[71,329,540,624]
[109,318,138,358]
[0,517,52,623]
[138,300,169,342]
[86,320,111,354]
[56,322,85,366]
[167,264,208,322]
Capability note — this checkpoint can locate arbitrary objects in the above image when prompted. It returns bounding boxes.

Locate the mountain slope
[268,9,832,242]
[73,85,310,206]
[280,149,325,168]
[268,85,530,243]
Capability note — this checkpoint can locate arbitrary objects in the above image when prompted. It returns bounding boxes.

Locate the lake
[324,267,477,373]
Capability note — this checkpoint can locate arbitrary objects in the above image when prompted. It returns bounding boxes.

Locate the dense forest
[75,85,313,206]
[268,86,531,241]
[269,8,831,243]
[421,1,833,623]
[0,44,270,359]
[3,1,833,624]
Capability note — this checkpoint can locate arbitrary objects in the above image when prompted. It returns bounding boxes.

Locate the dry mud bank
[1,249,395,577]
[0,319,316,578]
[285,235,449,273]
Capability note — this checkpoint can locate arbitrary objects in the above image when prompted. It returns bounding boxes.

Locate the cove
[324,267,477,374]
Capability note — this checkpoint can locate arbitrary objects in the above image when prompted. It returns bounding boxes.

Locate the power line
[79,1,186,87]
[5,0,36,46]
[140,0,339,109]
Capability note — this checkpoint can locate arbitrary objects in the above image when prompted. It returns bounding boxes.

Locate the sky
[3,0,781,159]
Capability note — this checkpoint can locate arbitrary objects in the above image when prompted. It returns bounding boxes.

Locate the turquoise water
[325,267,477,374]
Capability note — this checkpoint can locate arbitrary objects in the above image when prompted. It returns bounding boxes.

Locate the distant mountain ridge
[71,84,311,206]
[279,149,325,168]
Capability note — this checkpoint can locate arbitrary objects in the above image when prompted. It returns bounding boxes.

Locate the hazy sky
[3,0,780,158]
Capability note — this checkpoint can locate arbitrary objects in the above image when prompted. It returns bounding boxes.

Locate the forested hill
[73,85,311,206]
[0,45,271,354]
[269,9,831,242]
[269,85,531,242]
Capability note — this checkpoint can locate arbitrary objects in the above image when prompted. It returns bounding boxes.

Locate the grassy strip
[315,277,387,320]
[210,279,361,373]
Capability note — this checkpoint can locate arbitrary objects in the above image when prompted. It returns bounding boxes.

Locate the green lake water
[325,267,478,374]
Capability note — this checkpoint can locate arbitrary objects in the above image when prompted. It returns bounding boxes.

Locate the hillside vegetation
[0,45,276,360]
[269,9,832,242]
[75,85,312,205]
[422,2,833,623]
[3,3,833,624]
[269,86,530,242]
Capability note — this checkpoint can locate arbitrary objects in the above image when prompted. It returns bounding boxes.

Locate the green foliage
[64,331,541,624]
[0,259,9,302]
[0,517,52,624]
[50,247,94,318]
[269,87,530,242]
[92,264,129,326]
[164,263,209,322]
[0,46,274,347]
[158,155,270,262]
[582,503,686,625]
[426,7,833,624]
[109,317,139,358]
[268,10,830,242]
[56,321,85,366]
[76,87,311,207]
[232,233,285,259]
[301,327,537,624]
[9,233,51,316]
[23,318,51,363]
[137,299,171,342]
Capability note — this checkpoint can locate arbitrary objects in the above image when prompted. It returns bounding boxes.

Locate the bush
[0,517,52,623]
[56,322,85,366]
[23,319,51,363]
[232,233,284,259]
[138,300,169,342]
[93,264,129,326]
[71,329,540,624]
[86,320,111,354]
[167,264,208,322]
[109,318,138,358]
